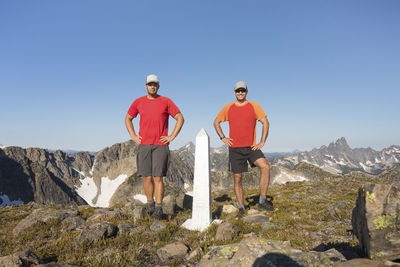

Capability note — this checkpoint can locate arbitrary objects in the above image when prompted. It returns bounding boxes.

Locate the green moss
[366,191,375,203]
[373,214,396,230]
[371,251,383,259]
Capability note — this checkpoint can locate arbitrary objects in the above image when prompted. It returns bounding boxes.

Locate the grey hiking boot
[235,207,245,219]
[145,202,155,216]
[152,206,163,220]
[258,201,274,212]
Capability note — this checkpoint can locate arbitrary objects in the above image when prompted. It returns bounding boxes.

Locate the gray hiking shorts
[137,144,169,177]
[228,147,265,173]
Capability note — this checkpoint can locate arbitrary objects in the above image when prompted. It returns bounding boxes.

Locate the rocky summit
[1,172,400,266]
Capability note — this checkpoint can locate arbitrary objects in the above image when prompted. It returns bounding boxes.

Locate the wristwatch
[220,135,225,140]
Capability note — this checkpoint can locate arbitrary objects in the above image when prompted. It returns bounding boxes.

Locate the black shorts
[228,147,265,173]
[137,145,169,177]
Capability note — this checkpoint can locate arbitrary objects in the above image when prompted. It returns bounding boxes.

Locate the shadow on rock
[246,195,274,208]
[253,253,301,267]
[214,194,232,202]
[313,242,363,260]
[212,205,223,219]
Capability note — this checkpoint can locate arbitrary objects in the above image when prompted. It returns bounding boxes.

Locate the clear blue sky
[1,0,399,152]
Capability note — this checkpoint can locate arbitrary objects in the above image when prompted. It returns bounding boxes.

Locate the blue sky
[1,0,399,152]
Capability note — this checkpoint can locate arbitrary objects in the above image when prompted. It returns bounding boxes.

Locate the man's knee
[153,176,163,184]
[233,173,242,184]
[142,176,152,183]
[256,158,270,171]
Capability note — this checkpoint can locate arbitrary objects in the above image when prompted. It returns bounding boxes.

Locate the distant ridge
[272,137,400,174]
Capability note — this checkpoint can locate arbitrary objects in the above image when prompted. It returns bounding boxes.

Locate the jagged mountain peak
[182,142,195,153]
[328,137,350,151]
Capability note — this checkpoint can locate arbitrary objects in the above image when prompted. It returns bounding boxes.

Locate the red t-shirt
[127,95,180,145]
[216,101,266,148]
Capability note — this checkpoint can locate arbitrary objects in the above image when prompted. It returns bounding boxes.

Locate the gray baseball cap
[234,81,247,90]
[146,74,159,84]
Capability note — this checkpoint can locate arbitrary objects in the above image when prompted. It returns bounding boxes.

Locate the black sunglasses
[235,88,247,93]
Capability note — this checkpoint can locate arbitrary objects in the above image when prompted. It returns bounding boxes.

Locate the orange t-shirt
[216,101,266,148]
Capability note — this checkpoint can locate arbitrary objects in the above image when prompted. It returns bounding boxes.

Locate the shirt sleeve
[167,98,180,117]
[250,101,267,120]
[127,99,139,118]
[216,103,233,122]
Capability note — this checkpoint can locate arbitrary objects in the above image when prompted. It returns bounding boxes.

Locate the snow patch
[184,183,190,189]
[185,191,193,197]
[75,173,128,208]
[272,172,308,185]
[0,194,24,207]
[133,194,147,203]
[75,176,97,206]
[95,174,128,207]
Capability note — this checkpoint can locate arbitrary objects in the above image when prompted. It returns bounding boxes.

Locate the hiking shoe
[152,206,163,220]
[258,201,274,212]
[235,207,245,219]
[145,202,155,216]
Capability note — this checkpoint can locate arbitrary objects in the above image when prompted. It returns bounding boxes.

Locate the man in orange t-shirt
[214,81,273,218]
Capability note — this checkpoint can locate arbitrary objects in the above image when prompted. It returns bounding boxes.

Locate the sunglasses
[235,88,247,93]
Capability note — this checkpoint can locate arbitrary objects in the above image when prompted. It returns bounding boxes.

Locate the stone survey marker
[182,128,212,231]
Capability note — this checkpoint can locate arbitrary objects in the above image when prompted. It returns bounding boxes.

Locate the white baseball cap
[234,81,247,90]
[146,74,159,84]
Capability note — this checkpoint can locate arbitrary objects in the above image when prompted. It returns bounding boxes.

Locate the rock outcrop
[0,140,194,208]
[198,233,347,267]
[0,147,86,206]
[352,183,400,261]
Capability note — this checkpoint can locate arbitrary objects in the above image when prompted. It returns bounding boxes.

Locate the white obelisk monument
[182,128,212,231]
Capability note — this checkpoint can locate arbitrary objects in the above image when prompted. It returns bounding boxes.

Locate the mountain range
[272,137,400,174]
[1,137,399,208]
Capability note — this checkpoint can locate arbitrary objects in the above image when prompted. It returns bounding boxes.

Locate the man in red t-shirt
[213,81,273,218]
[125,74,184,219]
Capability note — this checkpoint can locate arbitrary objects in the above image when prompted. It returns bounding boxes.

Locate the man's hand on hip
[252,142,265,150]
[132,135,142,144]
[222,137,233,147]
[160,135,174,144]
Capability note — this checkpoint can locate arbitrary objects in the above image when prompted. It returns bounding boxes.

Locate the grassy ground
[0,175,387,266]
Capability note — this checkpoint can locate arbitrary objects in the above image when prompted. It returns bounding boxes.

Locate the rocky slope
[0,147,86,206]
[1,173,400,266]
[0,141,193,207]
[273,137,400,175]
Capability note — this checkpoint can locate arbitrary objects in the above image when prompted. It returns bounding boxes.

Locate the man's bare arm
[160,112,184,144]
[125,113,142,144]
[213,117,233,147]
[252,116,269,150]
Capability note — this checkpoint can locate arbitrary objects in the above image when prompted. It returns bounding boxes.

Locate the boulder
[162,194,175,215]
[0,250,40,266]
[198,234,346,267]
[222,204,238,214]
[215,222,238,241]
[62,216,86,231]
[157,241,188,262]
[117,223,136,235]
[150,221,167,232]
[352,183,400,261]
[13,208,78,236]
[86,210,122,224]
[242,214,270,224]
[75,222,118,243]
